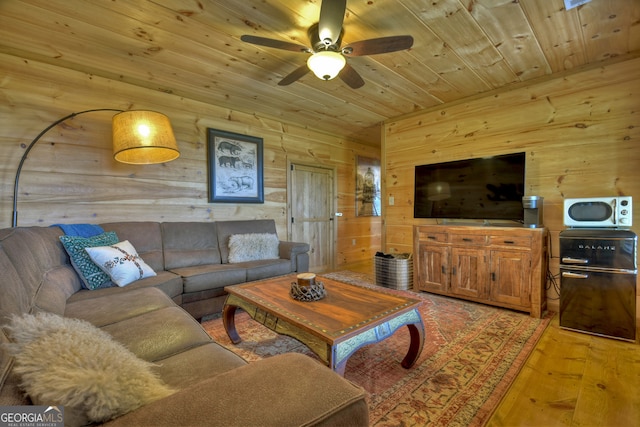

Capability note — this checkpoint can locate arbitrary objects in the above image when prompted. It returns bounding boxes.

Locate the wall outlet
[389,196,395,205]
[352,239,356,246]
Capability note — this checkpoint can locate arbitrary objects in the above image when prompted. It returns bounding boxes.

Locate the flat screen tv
[414,152,526,221]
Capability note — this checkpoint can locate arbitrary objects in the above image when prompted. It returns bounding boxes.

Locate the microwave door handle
[562,257,589,264]
[562,272,589,279]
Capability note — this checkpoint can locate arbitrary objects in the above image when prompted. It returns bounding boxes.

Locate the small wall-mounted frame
[356,155,381,216]
[207,128,264,203]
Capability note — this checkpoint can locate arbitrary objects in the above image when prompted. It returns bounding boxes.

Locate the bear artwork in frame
[207,128,264,203]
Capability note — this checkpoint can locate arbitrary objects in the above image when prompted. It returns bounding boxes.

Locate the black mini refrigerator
[559,229,637,342]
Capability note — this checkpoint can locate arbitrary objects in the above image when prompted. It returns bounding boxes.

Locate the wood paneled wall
[0,53,381,268]
[383,57,640,317]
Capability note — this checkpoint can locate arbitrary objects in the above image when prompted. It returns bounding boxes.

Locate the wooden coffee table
[222,274,424,375]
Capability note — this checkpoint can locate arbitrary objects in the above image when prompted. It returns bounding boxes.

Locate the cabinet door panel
[451,247,487,298]
[490,250,531,308]
[416,243,449,292]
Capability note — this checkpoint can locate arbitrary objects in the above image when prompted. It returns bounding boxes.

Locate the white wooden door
[288,163,335,272]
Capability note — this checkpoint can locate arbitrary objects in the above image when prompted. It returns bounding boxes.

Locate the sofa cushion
[153,343,247,389]
[4,312,174,426]
[100,222,164,272]
[34,265,82,315]
[59,231,119,290]
[0,329,25,406]
[102,353,368,427]
[85,240,157,287]
[0,247,31,318]
[1,227,77,306]
[1,227,78,405]
[100,306,214,362]
[65,287,176,328]
[228,233,279,263]
[169,264,247,294]
[67,271,183,304]
[243,259,292,281]
[161,222,221,269]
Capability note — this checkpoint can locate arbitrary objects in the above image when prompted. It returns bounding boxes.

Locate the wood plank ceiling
[1,0,638,145]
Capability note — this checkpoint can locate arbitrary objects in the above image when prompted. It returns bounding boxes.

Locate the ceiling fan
[240,0,413,89]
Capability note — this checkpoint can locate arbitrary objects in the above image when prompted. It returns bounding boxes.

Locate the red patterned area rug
[202,271,551,426]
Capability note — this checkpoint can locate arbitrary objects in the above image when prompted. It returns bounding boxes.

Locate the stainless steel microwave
[564,196,632,228]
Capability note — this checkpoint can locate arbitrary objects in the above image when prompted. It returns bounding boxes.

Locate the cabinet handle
[441,265,446,274]
[503,240,515,244]
[491,272,496,281]
[452,267,456,275]
[427,235,437,240]
[462,238,472,242]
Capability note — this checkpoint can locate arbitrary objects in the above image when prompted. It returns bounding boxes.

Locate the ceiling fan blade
[343,35,414,56]
[241,35,309,53]
[339,64,365,89]
[318,0,346,45]
[278,64,310,86]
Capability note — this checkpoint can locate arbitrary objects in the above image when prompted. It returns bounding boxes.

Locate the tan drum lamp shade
[112,110,179,164]
[12,108,180,227]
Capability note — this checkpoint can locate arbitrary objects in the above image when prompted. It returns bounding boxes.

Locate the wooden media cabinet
[413,225,548,318]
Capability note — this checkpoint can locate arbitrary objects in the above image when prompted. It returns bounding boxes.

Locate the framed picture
[207,128,264,203]
[356,155,381,216]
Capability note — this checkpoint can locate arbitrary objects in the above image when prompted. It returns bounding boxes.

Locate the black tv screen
[414,152,526,221]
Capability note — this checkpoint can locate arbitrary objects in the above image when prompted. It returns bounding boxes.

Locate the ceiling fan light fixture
[307,51,346,81]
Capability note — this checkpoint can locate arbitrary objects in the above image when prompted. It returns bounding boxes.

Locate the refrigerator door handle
[562,257,589,264]
[562,271,589,279]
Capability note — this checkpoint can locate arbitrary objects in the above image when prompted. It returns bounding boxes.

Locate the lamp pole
[12,108,123,227]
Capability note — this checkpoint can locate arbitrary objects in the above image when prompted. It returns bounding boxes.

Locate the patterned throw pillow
[85,240,156,287]
[60,232,119,290]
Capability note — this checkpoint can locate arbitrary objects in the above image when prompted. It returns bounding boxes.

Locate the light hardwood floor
[487,314,640,427]
[338,261,640,427]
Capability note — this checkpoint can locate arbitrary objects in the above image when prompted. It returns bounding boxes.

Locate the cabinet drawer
[488,235,531,248]
[450,234,487,245]
[418,231,447,243]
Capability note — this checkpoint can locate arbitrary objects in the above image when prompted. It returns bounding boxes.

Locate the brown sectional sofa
[101,219,311,320]
[0,220,368,426]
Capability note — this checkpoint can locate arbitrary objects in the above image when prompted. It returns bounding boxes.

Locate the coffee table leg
[222,304,242,344]
[401,322,425,369]
[331,309,425,375]
[332,353,348,377]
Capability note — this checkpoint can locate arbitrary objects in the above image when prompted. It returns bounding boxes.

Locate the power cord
[546,268,560,300]
[545,232,560,300]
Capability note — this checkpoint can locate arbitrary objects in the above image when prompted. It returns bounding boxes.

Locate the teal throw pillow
[60,231,119,290]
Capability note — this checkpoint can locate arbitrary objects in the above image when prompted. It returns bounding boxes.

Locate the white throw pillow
[59,231,119,290]
[4,313,174,426]
[228,233,279,263]
[85,240,156,287]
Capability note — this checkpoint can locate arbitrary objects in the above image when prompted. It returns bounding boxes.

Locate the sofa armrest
[279,241,310,272]
[103,353,368,427]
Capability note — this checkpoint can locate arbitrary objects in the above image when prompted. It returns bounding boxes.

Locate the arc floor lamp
[12,108,180,227]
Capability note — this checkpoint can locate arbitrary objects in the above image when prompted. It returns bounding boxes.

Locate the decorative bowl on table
[290,273,326,302]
